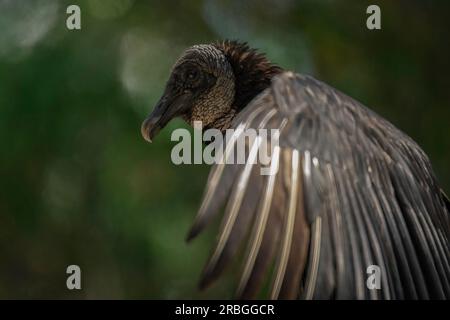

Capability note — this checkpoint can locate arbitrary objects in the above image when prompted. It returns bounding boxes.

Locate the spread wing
[187,72,450,299]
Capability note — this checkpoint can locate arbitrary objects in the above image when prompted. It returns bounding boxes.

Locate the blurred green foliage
[0,0,449,299]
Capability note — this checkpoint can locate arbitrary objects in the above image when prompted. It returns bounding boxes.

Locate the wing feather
[188,71,450,299]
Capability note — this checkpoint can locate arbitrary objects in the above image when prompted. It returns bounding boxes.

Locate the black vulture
[141,40,450,299]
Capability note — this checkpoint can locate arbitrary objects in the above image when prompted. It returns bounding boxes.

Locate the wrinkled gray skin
[141,45,236,142]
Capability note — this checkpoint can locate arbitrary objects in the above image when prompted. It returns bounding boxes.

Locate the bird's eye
[186,69,199,81]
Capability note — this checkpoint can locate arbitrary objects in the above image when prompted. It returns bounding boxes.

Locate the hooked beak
[141,91,190,143]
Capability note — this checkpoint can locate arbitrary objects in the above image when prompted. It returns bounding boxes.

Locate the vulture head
[141,41,282,142]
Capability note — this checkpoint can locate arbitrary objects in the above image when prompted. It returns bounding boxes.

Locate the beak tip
[141,122,153,143]
[141,125,152,142]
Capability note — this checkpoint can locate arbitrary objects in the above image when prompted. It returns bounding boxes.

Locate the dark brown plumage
[213,40,283,112]
[141,41,450,299]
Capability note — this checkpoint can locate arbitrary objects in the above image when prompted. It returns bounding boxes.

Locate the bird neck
[213,41,283,113]
[203,109,237,132]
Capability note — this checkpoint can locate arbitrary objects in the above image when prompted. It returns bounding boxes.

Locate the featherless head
[141,40,282,142]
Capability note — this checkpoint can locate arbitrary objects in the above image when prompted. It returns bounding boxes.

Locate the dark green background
[0,0,449,299]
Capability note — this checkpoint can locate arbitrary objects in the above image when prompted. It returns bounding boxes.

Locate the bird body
[141,41,450,299]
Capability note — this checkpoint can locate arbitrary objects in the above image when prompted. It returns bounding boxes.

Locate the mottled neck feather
[213,40,283,112]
